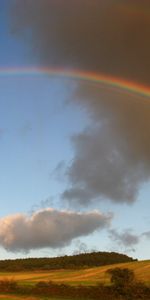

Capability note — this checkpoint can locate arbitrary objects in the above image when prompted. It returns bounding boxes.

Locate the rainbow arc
[0,67,150,98]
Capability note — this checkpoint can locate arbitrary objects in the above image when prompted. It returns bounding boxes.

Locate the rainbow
[0,67,150,98]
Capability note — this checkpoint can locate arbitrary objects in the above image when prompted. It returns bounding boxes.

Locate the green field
[0,260,149,287]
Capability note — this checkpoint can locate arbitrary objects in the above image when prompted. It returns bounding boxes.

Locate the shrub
[107,268,135,288]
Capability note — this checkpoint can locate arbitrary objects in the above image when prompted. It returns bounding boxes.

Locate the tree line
[0,251,136,271]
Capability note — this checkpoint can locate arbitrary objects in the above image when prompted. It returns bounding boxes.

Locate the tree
[107,268,135,288]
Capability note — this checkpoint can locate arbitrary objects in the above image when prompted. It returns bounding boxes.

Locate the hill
[0,260,149,287]
[0,251,135,272]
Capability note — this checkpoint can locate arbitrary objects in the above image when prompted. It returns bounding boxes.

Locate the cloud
[108,228,150,253]
[62,88,150,205]
[11,1,150,206]
[11,0,150,85]
[0,208,112,252]
[109,229,140,248]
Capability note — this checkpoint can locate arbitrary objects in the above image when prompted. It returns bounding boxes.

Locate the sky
[0,0,150,260]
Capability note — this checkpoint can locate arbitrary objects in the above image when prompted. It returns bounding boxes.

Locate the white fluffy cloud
[0,208,112,252]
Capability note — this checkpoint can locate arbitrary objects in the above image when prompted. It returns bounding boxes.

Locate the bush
[107,268,135,288]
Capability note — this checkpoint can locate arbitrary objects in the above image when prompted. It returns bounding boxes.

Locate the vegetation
[0,259,149,287]
[107,268,135,288]
[0,268,149,300]
[0,252,135,272]
[0,255,149,300]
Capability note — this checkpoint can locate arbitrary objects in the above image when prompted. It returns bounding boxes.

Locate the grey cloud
[62,187,94,205]
[0,208,112,252]
[62,88,150,205]
[11,1,150,206]
[11,1,150,85]
[109,229,140,248]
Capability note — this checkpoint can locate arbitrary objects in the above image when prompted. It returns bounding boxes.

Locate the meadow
[0,260,149,300]
[0,260,149,287]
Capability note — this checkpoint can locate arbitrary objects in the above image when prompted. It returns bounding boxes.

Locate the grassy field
[0,260,149,287]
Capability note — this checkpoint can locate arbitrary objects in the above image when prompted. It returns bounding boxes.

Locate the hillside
[0,260,149,287]
[0,252,135,271]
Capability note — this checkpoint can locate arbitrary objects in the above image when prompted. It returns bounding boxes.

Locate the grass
[0,260,149,289]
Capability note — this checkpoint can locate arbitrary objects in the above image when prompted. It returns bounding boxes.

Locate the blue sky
[0,1,149,260]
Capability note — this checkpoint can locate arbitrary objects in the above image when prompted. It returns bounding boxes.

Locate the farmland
[0,260,149,300]
[0,260,149,287]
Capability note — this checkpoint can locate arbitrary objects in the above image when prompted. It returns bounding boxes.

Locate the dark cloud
[11,0,150,84]
[109,229,140,248]
[0,208,112,252]
[11,1,150,206]
[62,88,150,205]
